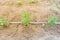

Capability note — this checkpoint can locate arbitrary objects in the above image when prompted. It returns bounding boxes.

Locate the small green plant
[16,0,23,6]
[57,5,60,9]
[48,14,58,25]
[21,12,31,27]
[29,0,38,4]
[0,17,8,29]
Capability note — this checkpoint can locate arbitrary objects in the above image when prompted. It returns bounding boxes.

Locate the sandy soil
[0,0,60,40]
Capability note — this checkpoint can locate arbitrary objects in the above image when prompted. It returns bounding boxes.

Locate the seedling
[29,0,38,4]
[21,12,31,27]
[0,17,8,29]
[57,5,60,9]
[16,0,23,6]
[48,14,58,25]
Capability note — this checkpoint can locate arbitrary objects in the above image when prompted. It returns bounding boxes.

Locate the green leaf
[48,14,58,25]
[57,5,60,9]
[0,17,8,29]
[21,12,31,26]
[0,17,8,26]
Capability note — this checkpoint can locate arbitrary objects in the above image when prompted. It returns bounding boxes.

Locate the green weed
[48,14,58,25]
[21,12,31,27]
[57,5,60,9]
[0,17,8,29]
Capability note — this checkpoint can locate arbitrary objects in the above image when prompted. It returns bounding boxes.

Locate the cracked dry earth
[0,0,60,40]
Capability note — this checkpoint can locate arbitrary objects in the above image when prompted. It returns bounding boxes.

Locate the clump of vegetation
[57,5,60,9]
[29,0,38,4]
[21,12,31,27]
[0,17,8,29]
[48,14,58,25]
[16,0,23,6]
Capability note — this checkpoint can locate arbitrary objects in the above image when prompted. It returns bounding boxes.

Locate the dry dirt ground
[0,0,60,40]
